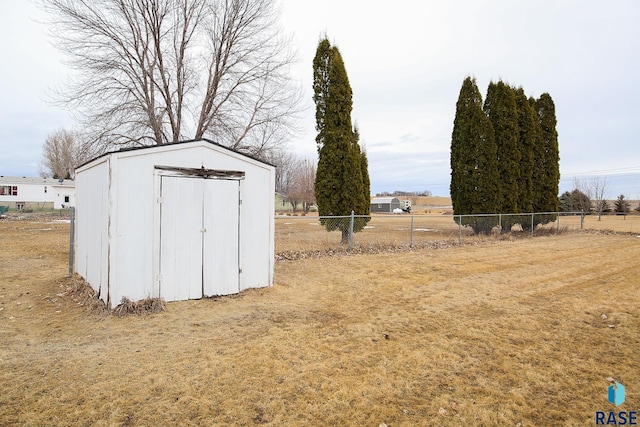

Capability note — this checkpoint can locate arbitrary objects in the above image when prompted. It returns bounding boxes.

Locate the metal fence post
[581,210,585,230]
[410,215,414,248]
[349,210,354,251]
[557,212,560,233]
[458,215,462,244]
[531,213,534,236]
[69,207,75,277]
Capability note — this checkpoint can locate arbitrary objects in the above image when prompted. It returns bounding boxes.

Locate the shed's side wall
[75,158,110,304]
[108,152,156,305]
[237,157,275,291]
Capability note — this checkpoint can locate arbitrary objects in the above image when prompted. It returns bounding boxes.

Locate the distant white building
[0,176,75,210]
[370,196,401,213]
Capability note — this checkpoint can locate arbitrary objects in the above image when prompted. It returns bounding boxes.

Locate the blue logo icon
[608,382,625,407]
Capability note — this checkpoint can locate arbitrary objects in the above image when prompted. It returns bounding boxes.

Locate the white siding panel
[159,176,204,301]
[203,179,240,296]
[110,155,155,303]
[237,164,274,291]
[75,158,109,304]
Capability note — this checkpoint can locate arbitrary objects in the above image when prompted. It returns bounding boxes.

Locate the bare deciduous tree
[263,150,315,213]
[264,148,296,195]
[573,176,610,218]
[590,176,609,220]
[39,128,90,179]
[41,0,301,158]
[288,157,316,213]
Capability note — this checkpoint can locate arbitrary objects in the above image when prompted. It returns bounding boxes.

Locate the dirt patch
[275,240,457,261]
[0,210,71,222]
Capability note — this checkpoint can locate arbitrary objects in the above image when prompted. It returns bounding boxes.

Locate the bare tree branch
[41,0,302,158]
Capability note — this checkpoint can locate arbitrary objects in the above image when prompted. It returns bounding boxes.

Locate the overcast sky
[2,1,639,198]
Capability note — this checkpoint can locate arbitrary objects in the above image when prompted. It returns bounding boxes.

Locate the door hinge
[156,274,163,282]
[157,197,164,204]
[239,268,243,274]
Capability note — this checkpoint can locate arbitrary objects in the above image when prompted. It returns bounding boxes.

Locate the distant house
[0,176,75,210]
[275,192,296,212]
[370,197,400,213]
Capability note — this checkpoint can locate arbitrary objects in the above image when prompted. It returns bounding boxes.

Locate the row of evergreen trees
[450,77,560,233]
[312,38,370,243]
[559,190,636,215]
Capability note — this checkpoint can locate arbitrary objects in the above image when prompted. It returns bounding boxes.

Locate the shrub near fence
[275,212,640,255]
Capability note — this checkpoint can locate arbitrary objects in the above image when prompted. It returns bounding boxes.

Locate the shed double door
[159,176,240,301]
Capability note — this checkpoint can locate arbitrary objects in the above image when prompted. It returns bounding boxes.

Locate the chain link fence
[275,211,640,255]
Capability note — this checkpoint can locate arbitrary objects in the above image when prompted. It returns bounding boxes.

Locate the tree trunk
[341,229,350,245]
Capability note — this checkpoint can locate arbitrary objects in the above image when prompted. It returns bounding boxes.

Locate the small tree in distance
[614,195,630,216]
[559,189,592,213]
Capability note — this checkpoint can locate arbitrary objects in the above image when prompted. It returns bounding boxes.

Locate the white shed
[74,139,275,309]
[370,197,401,214]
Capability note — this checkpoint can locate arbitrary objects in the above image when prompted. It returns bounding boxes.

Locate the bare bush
[113,297,167,317]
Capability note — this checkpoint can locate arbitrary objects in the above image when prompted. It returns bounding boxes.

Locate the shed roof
[0,176,75,187]
[371,197,399,204]
[77,138,275,170]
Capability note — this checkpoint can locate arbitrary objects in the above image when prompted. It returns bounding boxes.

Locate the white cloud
[0,2,73,177]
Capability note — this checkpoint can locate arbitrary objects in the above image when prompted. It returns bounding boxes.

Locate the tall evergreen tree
[313,38,369,243]
[450,77,499,234]
[451,78,560,234]
[484,81,519,231]
[533,93,560,225]
[529,96,546,221]
[360,149,370,210]
[513,87,536,229]
[356,125,371,217]
[312,38,332,152]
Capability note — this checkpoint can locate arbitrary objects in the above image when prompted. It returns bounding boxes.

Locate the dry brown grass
[1,217,639,426]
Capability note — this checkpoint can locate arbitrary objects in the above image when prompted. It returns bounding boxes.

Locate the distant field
[1,218,638,426]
